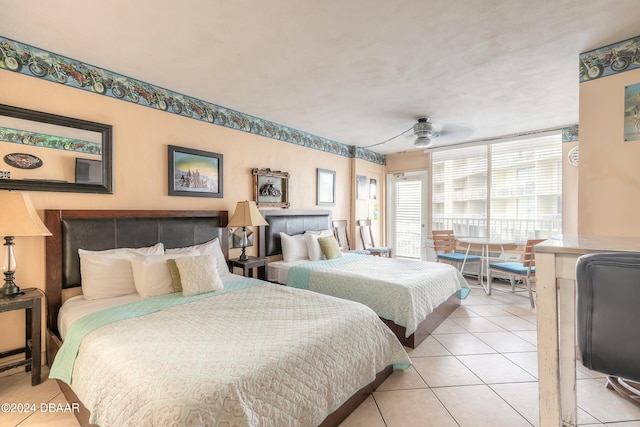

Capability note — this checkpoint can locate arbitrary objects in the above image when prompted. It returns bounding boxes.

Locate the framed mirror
[0,104,112,194]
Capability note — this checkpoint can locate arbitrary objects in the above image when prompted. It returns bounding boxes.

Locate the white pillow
[79,243,165,300]
[175,255,224,296]
[304,229,334,261]
[79,243,165,257]
[280,232,309,262]
[131,252,198,298]
[165,238,230,277]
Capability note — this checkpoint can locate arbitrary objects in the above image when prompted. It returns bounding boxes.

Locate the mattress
[50,278,411,426]
[267,259,308,284]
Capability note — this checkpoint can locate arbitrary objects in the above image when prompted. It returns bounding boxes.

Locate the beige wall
[562,142,579,235]
[386,150,429,174]
[352,158,387,250]
[0,70,359,354]
[578,68,640,235]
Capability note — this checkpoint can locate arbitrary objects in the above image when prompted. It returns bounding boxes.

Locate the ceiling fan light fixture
[414,135,432,147]
[413,117,433,147]
[413,117,433,137]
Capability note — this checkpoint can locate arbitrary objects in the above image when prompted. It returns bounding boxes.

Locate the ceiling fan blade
[433,123,474,143]
[409,118,473,148]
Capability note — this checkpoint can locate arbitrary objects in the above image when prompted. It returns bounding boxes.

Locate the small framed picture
[317,168,336,206]
[253,168,290,208]
[168,145,223,198]
[370,178,377,199]
[356,175,368,200]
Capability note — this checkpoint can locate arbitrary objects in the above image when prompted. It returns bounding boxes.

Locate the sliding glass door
[387,171,427,259]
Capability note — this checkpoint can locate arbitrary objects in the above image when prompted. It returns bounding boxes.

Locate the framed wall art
[356,174,368,200]
[369,178,377,199]
[624,82,640,142]
[317,168,336,206]
[253,168,290,208]
[168,145,223,198]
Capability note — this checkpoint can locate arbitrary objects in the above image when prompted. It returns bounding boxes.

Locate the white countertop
[534,235,640,255]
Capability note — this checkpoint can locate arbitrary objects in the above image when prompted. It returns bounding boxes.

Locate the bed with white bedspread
[285,253,469,337]
[44,209,411,427]
[50,278,410,426]
[259,209,470,348]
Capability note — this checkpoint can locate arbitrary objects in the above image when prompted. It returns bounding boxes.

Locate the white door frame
[386,171,428,260]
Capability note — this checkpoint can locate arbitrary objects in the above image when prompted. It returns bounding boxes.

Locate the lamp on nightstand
[0,191,52,298]
[227,200,268,262]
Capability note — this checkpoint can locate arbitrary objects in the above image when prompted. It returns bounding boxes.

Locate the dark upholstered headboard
[258,210,331,257]
[44,209,228,335]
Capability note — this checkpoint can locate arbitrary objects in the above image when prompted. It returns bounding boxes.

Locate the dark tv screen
[75,158,102,184]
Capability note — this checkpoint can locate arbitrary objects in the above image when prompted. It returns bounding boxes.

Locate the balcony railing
[394,215,561,259]
[431,215,562,242]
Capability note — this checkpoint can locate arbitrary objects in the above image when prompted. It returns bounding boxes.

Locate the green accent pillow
[166,259,183,292]
[318,236,342,260]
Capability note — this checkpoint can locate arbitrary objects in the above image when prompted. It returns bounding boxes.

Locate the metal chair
[487,238,545,308]
[357,219,392,257]
[432,230,481,273]
[576,252,640,404]
[331,220,370,254]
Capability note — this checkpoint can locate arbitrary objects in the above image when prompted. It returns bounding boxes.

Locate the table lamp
[0,191,52,298]
[227,200,268,261]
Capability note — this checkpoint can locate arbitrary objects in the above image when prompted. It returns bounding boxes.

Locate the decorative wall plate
[4,153,43,169]
[567,145,579,167]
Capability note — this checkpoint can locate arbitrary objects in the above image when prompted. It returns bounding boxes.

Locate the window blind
[432,145,488,238]
[431,132,562,242]
[394,178,422,258]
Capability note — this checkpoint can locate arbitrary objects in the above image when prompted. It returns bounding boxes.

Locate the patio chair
[487,238,545,308]
[432,230,481,274]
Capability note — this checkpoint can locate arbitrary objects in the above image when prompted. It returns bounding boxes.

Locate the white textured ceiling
[2,0,640,155]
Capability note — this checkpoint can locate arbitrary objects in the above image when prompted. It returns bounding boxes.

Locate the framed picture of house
[168,145,223,197]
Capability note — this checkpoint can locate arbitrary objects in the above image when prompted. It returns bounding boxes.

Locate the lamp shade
[0,191,51,236]
[227,201,268,227]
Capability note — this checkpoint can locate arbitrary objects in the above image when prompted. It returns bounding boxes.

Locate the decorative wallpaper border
[561,125,578,143]
[579,34,640,83]
[0,36,386,165]
[0,125,101,154]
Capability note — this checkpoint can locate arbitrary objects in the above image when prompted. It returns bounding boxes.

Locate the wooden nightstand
[0,288,43,386]
[229,256,268,280]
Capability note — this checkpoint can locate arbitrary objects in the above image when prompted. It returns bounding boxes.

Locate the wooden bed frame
[258,209,461,348]
[43,209,392,427]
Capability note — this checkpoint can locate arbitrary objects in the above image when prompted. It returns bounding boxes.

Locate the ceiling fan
[413,117,435,147]
[411,117,473,148]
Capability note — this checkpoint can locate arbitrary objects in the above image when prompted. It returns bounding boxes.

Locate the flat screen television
[75,158,103,185]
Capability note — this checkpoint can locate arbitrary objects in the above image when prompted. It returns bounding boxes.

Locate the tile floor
[341,283,640,426]
[1,282,640,426]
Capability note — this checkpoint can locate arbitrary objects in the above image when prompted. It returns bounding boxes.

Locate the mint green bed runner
[287,254,363,289]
